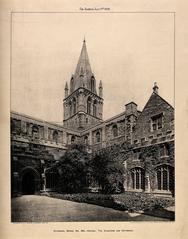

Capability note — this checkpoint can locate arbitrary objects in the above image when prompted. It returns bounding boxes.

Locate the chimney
[125,102,137,115]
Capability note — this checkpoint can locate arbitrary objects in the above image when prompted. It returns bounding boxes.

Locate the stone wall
[132,93,174,144]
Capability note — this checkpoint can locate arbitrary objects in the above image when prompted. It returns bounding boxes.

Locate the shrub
[46,192,174,212]
[91,149,125,194]
[56,143,90,193]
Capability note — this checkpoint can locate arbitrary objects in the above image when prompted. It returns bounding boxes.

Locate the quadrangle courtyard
[11,195,174,222]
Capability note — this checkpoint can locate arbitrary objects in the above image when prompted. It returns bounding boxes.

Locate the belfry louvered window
[87,97,91,114]
[93,100,97,117]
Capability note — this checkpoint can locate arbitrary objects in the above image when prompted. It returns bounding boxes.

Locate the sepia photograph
[10,12,175,222]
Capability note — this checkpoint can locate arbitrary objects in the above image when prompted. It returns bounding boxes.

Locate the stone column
[42,171,46,192]
[13,172,19,196]
[89,131,92,146]
[127,172,131,190]
[44,126,48,141]
[28,123,33,136]
[123,161,127,191]
[145,174,151,193]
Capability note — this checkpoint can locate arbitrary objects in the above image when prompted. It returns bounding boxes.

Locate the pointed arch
[96,131,101,143]
[130,167,145,190]
[72,97,76,115]
[71,135,75,144]
[112,124,118,137]
[53,130,58,143]
[32,125,39,139]
[93,99,97,117]
[69,100,72,116]
[155,165,174,192]
[84,135,88,145]
[21,167,40,194]
[87,96,92,114]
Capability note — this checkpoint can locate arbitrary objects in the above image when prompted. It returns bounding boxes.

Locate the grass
[11,195,171,222]
[43,191,175,215]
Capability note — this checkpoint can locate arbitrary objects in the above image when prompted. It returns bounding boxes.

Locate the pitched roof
[132,91,174,139]
[141,92,174,115]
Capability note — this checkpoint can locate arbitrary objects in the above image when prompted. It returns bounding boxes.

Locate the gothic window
[72,97,76,115]
[151,113,163,131]
[32,125,39,139]
[96,131,101,143]
[141,138,145,145]
[69,101,72,116]
[71,135,75,144]
[46,169,59,189]
[84,135,88,145]
[131,167,145,190]
[112,124,118,137]
[156,165,174,191]
[93,100,97,117]
[53,130,58,144]
[87,97,91,114]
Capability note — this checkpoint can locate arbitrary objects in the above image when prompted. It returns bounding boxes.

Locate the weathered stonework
[11,41,174,197]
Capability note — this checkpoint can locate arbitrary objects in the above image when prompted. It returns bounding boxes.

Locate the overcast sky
[11,13,174,123]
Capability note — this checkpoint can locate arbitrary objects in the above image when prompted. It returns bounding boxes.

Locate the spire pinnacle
[99,80,103,98]
[153,82,159,94]
[64,82,69,97]
[65,81,68,89]
[99,80,103,88]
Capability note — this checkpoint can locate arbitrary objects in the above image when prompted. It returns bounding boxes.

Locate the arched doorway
[21,168,40,195]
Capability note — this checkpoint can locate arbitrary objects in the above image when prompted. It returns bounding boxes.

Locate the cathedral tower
[63,40,103,130]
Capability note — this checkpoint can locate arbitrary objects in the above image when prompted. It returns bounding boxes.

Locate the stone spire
[153,82,159,94]
[70,39,96,93]
[74,38,92,76]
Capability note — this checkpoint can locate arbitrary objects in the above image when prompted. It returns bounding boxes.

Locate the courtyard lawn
[45,191,175,219]
[11,195,172,222]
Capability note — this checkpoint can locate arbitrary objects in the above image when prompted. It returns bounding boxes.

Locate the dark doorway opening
[22,171,35,194]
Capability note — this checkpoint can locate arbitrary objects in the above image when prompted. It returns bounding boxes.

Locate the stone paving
[11,195,170,222]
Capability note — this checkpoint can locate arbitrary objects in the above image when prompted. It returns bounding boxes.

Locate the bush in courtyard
[46,192,175,213]
[56,143,90,193]
[90,149,125,194]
